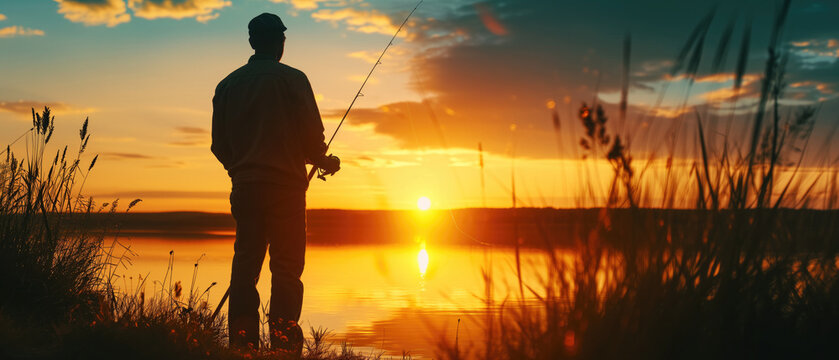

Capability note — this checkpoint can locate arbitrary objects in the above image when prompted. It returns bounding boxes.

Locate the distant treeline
[66,208,839,249]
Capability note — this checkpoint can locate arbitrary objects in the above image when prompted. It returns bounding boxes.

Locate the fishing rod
[1,127,35,157]
[310,0,423,181]
[212,0,423,321]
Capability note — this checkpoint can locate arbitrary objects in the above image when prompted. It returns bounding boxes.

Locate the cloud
[347,47,407,64]
[666,73,760,84]
[648,106,692,119]
[474,2,507,36]
[790,81,834,94]
[101,152,155,160]
[787,80,837,101]
[337,102,441,149]
[0,14,44,38]
[347,74,379,84]
[347,50,380,64]
[169,125,209,146]
[94,190,227,199]
[0,26,45,38]
[341,153,420,168]
[127,0,231,23]
[54,0,230,26]
[55,0,131,27]
[789,37,839,67]
[97,136,137,143]
[311,8,401,36]
[335,100,556,156]
[168,140,208,146]
[330,0,839,159]
[0,100,91,116]
[269,0,335,10]
[791,38,839,51]
[697,76,761,102]
[174,126,209,134]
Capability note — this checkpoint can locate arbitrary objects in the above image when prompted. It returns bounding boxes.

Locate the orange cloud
[311,8,401,36]
[789,81,834,95]
[788,38,839,59]
[0,100,90,116]
[168,140,208,147]
[347,74,379,84]
[55,0,131,27]
[93,190,227,199]
[665,73,759,84]
[128,0,231,23]
[347,50,379,64]
[270,0,332,10]
[816,83,833,94]
[0,13,7,21]
[695,73,742,83]
[0,26,45,38]
[347,47,405,64]
[101,152,155,160]
[651,106,692,119]
[168,125,209,147]
[475,3,508,36]
[174,126,209,134]
[700,87,751,102]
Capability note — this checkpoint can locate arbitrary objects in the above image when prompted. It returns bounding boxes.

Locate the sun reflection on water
[116,238,556,359]
[417,247,429,278]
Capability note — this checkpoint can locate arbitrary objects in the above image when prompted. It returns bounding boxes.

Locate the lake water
[115,237,550,358]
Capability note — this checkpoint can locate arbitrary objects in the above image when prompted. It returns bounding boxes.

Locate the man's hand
[316,154,340,180]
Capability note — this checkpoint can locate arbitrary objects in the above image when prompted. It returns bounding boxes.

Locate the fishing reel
[316,154,340,181]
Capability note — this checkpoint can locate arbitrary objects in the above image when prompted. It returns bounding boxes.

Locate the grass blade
[711,16,737,73]
[734,18,752,91]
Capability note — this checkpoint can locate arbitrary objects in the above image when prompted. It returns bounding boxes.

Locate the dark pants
[228,183,306,350]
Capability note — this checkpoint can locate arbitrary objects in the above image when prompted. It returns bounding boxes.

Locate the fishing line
[1,127,35,157]
[309,0,424,181]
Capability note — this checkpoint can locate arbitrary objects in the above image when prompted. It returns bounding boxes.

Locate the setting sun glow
[417,247,429,277]
[417,196,431,211]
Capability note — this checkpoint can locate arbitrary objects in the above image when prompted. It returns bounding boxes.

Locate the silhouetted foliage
[437,1,839,359]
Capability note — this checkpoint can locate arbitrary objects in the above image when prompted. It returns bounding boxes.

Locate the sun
[417,196,431,211]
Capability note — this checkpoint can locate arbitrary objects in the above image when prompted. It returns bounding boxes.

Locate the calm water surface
[117,237,549,358]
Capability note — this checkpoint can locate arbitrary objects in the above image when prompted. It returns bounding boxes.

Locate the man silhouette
[211,12,340,355]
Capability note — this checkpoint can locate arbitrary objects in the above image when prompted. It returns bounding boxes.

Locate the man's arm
[297,72,329,167]
[211,85,232,168]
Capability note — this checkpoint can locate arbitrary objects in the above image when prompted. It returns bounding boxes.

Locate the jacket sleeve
[211,83,232,169]
[298,73,327,166]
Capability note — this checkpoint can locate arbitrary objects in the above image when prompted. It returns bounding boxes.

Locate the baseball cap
[248,13,287,37]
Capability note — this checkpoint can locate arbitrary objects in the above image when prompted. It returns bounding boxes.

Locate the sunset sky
[1,0,838,211]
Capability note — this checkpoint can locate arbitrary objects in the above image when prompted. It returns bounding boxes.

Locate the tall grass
[0,108,108,323]
[439,1,839,359]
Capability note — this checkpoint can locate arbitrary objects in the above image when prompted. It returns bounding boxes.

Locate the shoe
[269,318,304,359]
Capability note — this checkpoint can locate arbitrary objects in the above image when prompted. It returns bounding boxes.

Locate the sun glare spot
[417,196,431,211]
[417,247,429,277]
